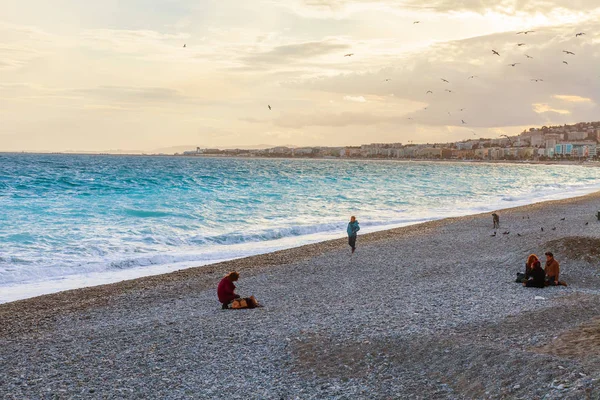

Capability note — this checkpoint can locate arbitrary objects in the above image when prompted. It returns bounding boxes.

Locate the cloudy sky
[1,0,599,152]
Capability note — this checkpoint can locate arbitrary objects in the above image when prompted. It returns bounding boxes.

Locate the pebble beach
[1,192,600,399]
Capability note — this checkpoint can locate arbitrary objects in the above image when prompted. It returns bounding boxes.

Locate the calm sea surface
[1,154,599,302]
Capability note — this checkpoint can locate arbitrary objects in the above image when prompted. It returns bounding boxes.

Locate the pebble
[2,201,600,398]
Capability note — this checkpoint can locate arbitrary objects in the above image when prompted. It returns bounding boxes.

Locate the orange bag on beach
[231,298,248,309]
[231,296,259,309]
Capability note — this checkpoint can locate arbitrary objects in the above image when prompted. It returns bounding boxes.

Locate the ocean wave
[3,155,600,300]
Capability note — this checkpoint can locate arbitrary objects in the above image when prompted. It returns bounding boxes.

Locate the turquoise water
[1,154,599,302]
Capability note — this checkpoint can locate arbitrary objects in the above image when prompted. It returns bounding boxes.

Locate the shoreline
[2,189,600,398]
[2,151,598,166]
[2,189,600,328]
[3,176,600,305]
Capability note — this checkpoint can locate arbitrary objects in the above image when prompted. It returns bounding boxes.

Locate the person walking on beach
[347,216,360,254]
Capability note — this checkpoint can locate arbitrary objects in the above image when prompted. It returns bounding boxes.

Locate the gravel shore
[1,193,600,399]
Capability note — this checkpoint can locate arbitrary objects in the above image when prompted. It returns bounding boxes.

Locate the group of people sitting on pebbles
[517,251,567,288]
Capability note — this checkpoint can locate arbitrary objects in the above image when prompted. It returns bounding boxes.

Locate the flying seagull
[344,53,354,57]
[468,75,478,79]
[461,119,467,124]
[441,78,449,83]
[445,89,453,93]
[508,63,520,67]
[459,108,466,111]
[517,43,526,46]
[268,105,271,110]
[517,30,535,34]
[183,44,186,48]
[492,50,500,56]
[426,90,433,94]
[384,78,392,82]
[531,79,543,82]
[563,50,575,55]
[413,21,420,24]
[525,54,533,59]
[576,32,585,37]
[563,61,569,65]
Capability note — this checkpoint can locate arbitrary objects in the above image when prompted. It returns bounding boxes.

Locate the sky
[1,0,599,152]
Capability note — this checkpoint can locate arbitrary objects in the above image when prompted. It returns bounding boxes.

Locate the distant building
[567,131,588,141]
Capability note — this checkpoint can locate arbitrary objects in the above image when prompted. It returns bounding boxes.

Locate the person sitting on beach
[217,271,241,309]
[347,216,360,254]
[217,271,261,309]
[544,252,567,286]
[516,254,540,283]
[522,257,545,288]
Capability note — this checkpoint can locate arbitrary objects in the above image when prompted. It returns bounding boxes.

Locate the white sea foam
[1,155,600,303]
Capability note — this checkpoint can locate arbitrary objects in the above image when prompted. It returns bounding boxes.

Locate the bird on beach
[344,53,354,57]
[491,231,496,237]
[492,50,500,56]
[541,227,544,231]
[268,105,271,110]
[576,32,585,37]
[560,217,565,221]
[585,222,589,225]
[525,54,534,59]
[563,50,575,55]
[552,227,556,231]
[508,63,520,67]
[503,231,510,235]
[517,233,521,237]
[441,78,450,83]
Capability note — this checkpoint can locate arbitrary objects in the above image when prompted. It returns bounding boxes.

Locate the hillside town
[178,121,600,161]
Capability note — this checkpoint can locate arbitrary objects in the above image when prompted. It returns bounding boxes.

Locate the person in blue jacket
[347,216,360,254]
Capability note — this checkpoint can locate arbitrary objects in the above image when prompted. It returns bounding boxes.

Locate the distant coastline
[2,151,598,167]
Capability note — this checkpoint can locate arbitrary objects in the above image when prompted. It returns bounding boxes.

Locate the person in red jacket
[217,271,240,309]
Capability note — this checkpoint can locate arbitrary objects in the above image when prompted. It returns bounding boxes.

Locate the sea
[1,153,599,303]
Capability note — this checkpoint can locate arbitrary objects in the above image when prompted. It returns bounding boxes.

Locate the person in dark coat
[347,216,360,254]
[217,271,240,309]
[523,260,545,288]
